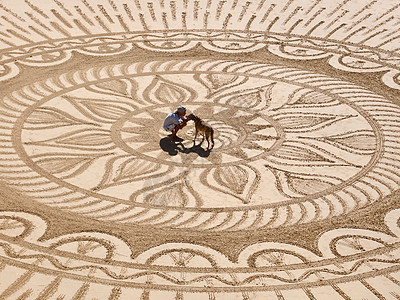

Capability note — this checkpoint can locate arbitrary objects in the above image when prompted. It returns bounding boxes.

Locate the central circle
[113,103,281,167]
[15,59,383,218]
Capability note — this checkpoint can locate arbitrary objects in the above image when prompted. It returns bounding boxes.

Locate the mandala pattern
[1,0,400,299]
[1,210,400,299]
[3,59,399,231]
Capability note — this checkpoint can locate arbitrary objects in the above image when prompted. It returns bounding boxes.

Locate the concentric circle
[2,0,400,298]
[113,103,282,167]
[0,58,394,230]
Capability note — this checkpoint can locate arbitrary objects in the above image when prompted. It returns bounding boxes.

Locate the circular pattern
[115,103,281,166]
[0,59,397,229]
[1,211,400,298]
[1,0,400,298]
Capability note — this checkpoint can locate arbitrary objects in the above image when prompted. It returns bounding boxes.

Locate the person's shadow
[159,136,211,157]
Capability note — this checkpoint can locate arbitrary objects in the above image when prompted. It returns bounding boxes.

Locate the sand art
[1,0,400,299]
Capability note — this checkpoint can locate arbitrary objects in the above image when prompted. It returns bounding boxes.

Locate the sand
[0,0,400,299]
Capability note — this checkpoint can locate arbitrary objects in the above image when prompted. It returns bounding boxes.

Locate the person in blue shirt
[163,106,188,140]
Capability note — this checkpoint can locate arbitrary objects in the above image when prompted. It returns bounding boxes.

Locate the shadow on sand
[159,136,211,157]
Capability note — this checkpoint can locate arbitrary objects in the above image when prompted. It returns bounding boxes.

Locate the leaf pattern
[144,184,188,207]
[63,96,134,123]
[201,164,260,204]
[82,42,128,54]
[193,73,248,97]
[17,62,380,212]
[94,79,130,96]
[83,78,147,107]
[272,144,335,164]
[24,51,65,63]
[273,170,338,197]
[24,107,92,129]
[146,249,217,267]
[142,75,196,104]
[288,90,336,106]
[77,101,130,120]
[206,74,239,89]
[114,159,162,181]
[28,129,115,150]
[323,131,377,153]
[272,88,337,111]
[32,154,101,177]
[217,83,275,110]
[333,236,386,256]
[287,174,334,195]
[56,130,112,146]
[273,113,353,132]
[213,165,249,194]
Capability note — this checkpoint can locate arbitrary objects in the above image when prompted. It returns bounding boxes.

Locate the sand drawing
[0,0,400,298]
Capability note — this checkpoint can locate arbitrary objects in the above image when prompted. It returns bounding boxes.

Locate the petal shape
[273,88,337,111]
[93,156,172,191]
[205,74,239,89]
[287,174,334,195]
[273,113,353,132]
[24,107,91,129]
[85,78,144,105]
[143,75,196,104]
[115,159,162,181]
[272,144,335,164]
[216,83,275,111]
[193,73,248,97]
[131,175,203,208]
[28,129,115,151]
[213,165,249,194]
[273,171,338,197]
[324,131,377,153]
[290,91,336,106]
[78,101,130,120]
[94,79,130,96]
[201,164,260,204]
[56,130,112,146]
[32,153,100,177]
[144,184,188,207]
[63,95,135,123]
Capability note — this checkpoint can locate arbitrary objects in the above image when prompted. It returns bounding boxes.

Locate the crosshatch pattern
[1,0,400,299]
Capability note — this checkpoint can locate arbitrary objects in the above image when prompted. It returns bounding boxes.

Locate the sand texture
[0,0,400,299]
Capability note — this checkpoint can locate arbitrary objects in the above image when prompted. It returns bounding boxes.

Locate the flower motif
[20,66,377,212]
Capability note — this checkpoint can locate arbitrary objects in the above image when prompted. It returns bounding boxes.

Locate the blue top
[163,112,181,130]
